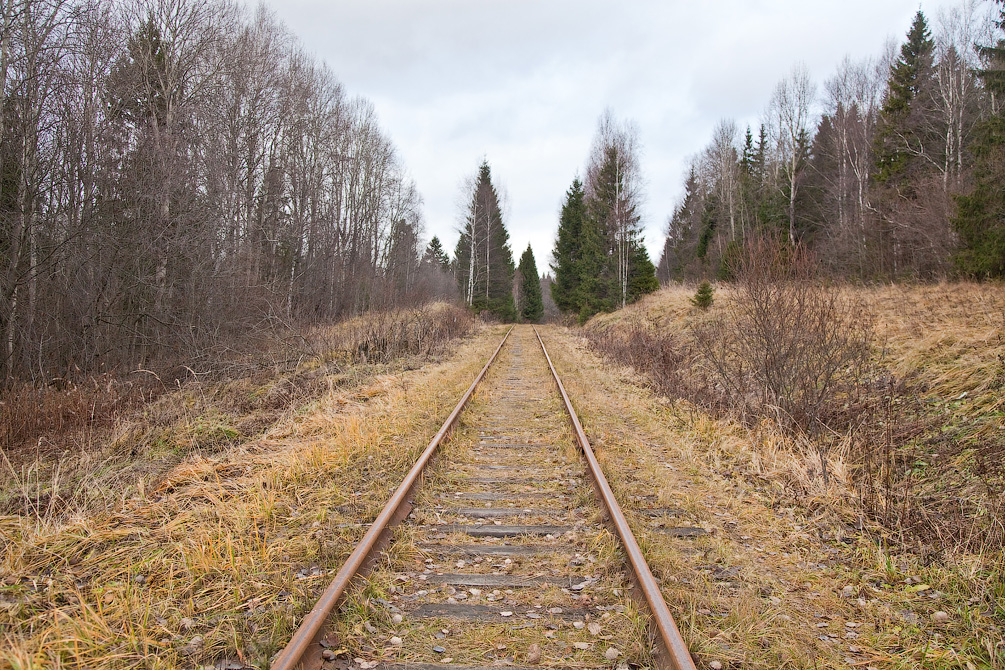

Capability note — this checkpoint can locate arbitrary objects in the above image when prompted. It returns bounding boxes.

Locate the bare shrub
[308,303,475,365]
[0,377,144,460]
[586,240,874,483]
[692,239,873,480]
[585,320,697,401]
[585,280,1005,553]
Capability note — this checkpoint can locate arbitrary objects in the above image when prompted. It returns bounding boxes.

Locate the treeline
[659,2,1005,281]
[1,0,455,386]
[551,113,659,322]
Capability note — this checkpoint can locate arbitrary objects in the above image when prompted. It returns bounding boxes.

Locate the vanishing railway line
[272,326,697,670]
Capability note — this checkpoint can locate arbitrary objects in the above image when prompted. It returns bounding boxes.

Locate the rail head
[271,326,513,670]
[533,326,697,670]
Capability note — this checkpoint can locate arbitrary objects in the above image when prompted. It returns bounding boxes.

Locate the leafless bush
[692,239,873,480]
[695,241,873,427]
[0,376,145,460]
[586,239,874,482]
[586,274,1005,552]
[585,320,699,401]
[308,303,475,365]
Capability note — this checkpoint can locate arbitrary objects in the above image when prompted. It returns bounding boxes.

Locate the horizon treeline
[658,2,1005,282]
[0,0,455,386]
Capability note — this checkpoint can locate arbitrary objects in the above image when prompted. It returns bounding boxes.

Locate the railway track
[272,326,696,670]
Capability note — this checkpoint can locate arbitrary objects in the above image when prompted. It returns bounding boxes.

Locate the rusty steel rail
[272,327,513,670]
[534,327,697,670]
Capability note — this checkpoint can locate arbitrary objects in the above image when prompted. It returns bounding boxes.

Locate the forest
[5,0,1005,384]
[2,2,1004,668]
[657,3,1005,283]
[0,0,458,387]
[550,113,659,323]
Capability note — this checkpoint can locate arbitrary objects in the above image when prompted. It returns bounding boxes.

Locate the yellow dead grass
[0,325,503,669]
[548,280,1005,668]
[540,323,1004,668]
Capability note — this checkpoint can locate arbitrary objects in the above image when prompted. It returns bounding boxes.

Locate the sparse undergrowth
[0,304,479,669]
[574,282,1005,667]
[0,303,473,518]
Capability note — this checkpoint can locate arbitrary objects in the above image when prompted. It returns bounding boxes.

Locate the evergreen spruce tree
[874,10,935,190]
[953,0,1005,277]
[658,167,702,281]
[696,194,719,260]
[585,144,658,312]
[656,237,673,285]
[741,126,756,174]
[628,243,659,298]
[550,179,586,313]
[690,281,714,310]
[386,218,420,296]
[586,145,627,308]
[576,211,612,321]
[554,113,657,319]
[454,161,516,320]
[421,236,451,271]
[517,244,544,323]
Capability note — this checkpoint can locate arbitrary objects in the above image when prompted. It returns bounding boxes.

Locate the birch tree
[768,64,816,245]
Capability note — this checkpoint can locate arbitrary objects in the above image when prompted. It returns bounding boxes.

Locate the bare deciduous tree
[1,0,431,386]
[767,64,816,245]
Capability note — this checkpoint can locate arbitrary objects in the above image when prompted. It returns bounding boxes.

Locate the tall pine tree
[658,167,702,282]
[552,114,657,320]
[517,245,544,323]
[454,161,516,320]
[585,144,657,314]
[874,11,935,190]
[421,236,451,271]
[953,0,1005,277]
[551,178,587,313]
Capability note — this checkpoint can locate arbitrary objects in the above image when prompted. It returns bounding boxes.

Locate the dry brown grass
[560,281,1005,668]
[540,324,1004,669]
[0,304,474,519]
[585,282,1005,549]
[0,307,484,669]
[305,303,475,365]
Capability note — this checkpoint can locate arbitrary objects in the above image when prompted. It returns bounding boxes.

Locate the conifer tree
[421,236,451,271]
[658,167,703,281]
[586,143,657,312]
[587,145,631,308]
[874,10,935,190]
[386,218,420,296]
[553,113,657,319]
[953,0,1005,277]
[454,161,516,320]
[550,179,587,313]
[628,243,659,298]
[690,281,714,310]
[517,245,544,323]
[576,210,612,321]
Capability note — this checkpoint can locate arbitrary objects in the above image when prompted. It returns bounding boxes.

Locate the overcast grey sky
[250,0,968,267]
